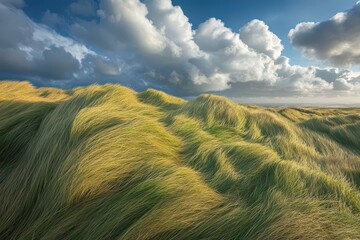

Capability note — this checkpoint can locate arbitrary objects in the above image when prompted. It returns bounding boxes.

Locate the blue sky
[1,0,360,103]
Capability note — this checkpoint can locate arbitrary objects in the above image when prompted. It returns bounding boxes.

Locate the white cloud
[239,19,283,59]
[144,0,200,58]
[332,70,360,91]
[32,25,95,62]
[97,0,167,55]
[194,18,241,52]
[193,18,279,87]
[274,57,333,93]
[289,2,360,66]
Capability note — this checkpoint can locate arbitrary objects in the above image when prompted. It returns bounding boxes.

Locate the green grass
[1,81,360,239]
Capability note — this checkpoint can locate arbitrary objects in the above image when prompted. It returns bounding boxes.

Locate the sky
[1,0,360,104]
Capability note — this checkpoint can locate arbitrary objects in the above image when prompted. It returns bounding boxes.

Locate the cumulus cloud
[97,0,168,54]
[193,18,278,87]
[275,57,333,93]
[239,19,283,59]
[289,2,360,66]
[0,3,94,80]
[329,69,360,91]
[144,0,198,57]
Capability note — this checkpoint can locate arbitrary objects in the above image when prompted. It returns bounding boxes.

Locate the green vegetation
[1,81,360,239]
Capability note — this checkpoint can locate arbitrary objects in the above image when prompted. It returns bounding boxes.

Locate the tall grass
[0,81,360,239]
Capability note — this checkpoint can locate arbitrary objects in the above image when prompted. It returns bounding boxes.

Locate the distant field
[247,102,360,108]
[1,81,360,239]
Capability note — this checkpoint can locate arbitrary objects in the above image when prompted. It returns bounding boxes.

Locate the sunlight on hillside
[0,81,360,239]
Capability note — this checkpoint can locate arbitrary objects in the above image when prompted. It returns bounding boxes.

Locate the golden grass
[0,81,360,239]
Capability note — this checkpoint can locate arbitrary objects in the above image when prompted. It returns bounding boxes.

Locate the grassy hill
[1,81,360,239]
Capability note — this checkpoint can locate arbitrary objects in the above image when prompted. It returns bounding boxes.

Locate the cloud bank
[0,0,360,98]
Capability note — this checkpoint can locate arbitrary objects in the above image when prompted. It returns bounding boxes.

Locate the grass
[0,81,360,239]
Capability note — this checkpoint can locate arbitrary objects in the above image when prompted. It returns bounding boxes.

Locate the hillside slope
[1,81,360,239]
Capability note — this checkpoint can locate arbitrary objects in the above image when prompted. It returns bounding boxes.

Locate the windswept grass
[1,81,360,239]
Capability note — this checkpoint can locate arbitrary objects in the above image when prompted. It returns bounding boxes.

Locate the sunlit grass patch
[1,81,360,239]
